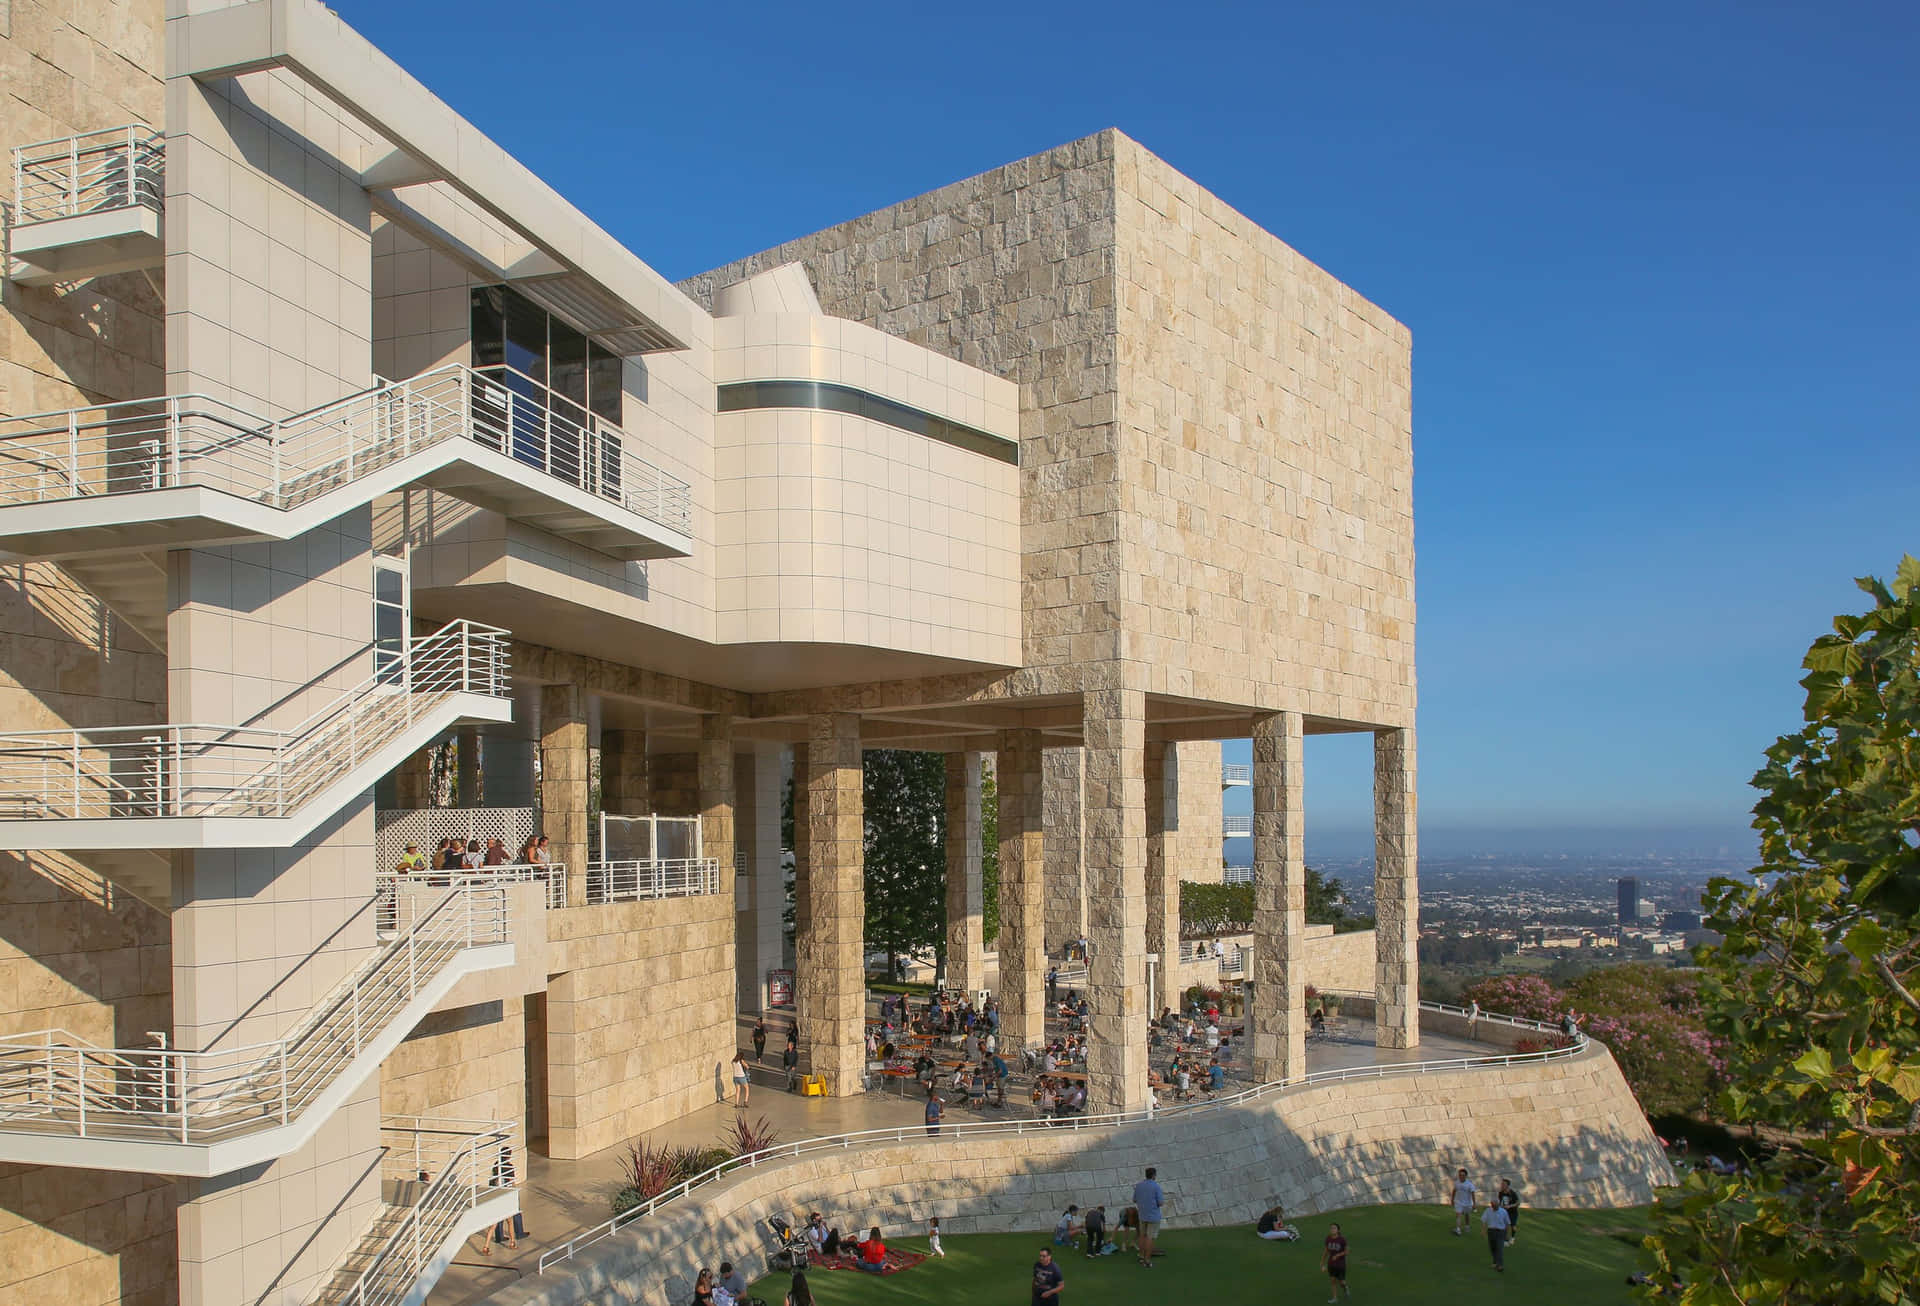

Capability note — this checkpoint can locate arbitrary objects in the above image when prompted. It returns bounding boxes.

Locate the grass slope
[752,1205,1651,1305]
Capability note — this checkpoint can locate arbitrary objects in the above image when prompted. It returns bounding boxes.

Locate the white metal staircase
[319,1116,519,1306]
[0,618,512,855]
[0,363,694,570]
[7,125,165,286]
[0,883,513,1176]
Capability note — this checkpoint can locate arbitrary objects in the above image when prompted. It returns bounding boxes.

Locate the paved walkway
[427,1014,1490,1306]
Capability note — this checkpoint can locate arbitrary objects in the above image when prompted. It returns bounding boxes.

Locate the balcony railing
[0,884,509,1148]
[0,363,692,539]
[0,620,507,822]
[378,862,566,911]
[1222,813,1252,836]
[11,126,163,227]
[582,857,722,906]
[1220,763,1251,785]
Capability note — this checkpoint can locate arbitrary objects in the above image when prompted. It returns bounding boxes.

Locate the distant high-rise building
[1617,876,1639,926]
[1664,910,1702,932]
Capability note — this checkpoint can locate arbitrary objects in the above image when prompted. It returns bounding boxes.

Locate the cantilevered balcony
[1221,763,1251,787]
[0,363,694,564]
[1223,813,1252,837]
[7,126,164,285]
[0,884,513,1176]
[0,620,511,857]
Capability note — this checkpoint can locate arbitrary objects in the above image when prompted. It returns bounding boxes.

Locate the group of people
[1449,1167,1523,1273]
[392,834,552,881]
[688,1261,752,1306]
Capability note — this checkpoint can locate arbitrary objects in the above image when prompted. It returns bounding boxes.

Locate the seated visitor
[855,1226,887,1273]
[1054,1205,1081,1244]
[1256,1205,1299,1241]
[806,1213,841,1257]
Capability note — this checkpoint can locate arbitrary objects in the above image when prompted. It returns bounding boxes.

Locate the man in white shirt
[1449,1168,1477,1236]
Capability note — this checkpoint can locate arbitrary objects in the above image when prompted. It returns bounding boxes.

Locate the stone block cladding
[487,1041,1671,1306]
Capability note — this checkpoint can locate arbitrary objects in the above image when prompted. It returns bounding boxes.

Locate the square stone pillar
[1374,727,1420,1049]
[738,742,786,1012]
[996,728,1046,1051]
[392,745,432,809]
[1251,711,1306,1083]
[540,683,590,906]
[803,713,864,1095]
[790,743,811,1040]
[1042,747,1086,954]
[944,751,986,995]
[699,713,737,1018]
[1083,688,1148,1114]
[602,728,650,815]
[1144,740,1179,1016]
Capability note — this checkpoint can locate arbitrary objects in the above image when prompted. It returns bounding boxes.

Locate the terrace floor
[428,1013,1491,1306]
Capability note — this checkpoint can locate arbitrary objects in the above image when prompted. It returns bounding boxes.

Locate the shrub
[718,1113,782,1162]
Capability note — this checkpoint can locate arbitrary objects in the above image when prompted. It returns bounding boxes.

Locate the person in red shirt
[856,1226,887,1274]
[1322,1223,1351,1301]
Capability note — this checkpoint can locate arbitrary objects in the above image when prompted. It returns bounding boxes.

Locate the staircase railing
[0,884,509,1146]
[0,619,508,821]
[11,125,164,227]
[377,862,567,911]
[0,364,692,536]
[327,1116,518,1306]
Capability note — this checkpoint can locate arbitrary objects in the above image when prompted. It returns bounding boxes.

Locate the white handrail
[0,619,508,821]
[378,863,567,911]
[0,363,692,537]
[583,857,721,905]
[535,1001,1589,1273]
[1222,813,1252,836]
[329,1115,519,1306]
[0,885,510,1147]
[1220,763,1252,784]
[11,125,163,226]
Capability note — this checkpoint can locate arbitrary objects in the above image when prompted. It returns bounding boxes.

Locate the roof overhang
[168,0,697,356]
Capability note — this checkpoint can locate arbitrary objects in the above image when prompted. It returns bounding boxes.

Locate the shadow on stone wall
[488,1041,1674,1306]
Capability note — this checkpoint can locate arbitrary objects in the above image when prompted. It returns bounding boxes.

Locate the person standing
[927,1216,944,1258]
[1449,1167,1477,1235]
[1321,1222,1350,1301]
[1030,1246,1065,1306]
[1496,1178,1521,1245]
[1131,1166,1164,1269]
[782,1037,800,1091]
[924,1088,945,1137]
[1481,1197,1511,1272]
[1047,966,1059,1004]
[752,1018,768,1064]
[731,1052,751,1106]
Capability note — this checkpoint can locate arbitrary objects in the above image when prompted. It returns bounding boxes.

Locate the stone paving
[428,1011,1490,1306]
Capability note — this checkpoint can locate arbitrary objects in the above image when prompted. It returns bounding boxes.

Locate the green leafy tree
[863,750,947,979]
[1644,558,1920,1305]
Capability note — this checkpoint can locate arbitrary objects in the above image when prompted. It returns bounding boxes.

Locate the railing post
[124,126,136,207]
[66,409,80,497]
[70,737,80,817]
[75,1049,86,1134]
[167,397,182,488]
[352,983,362,1052]
[67,137,79,216]
[279,1041,290,1124]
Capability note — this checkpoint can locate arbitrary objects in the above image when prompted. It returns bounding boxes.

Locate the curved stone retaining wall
[487,1038,1671,1306]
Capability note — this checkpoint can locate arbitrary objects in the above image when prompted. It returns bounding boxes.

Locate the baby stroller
[763,1213,810,1271]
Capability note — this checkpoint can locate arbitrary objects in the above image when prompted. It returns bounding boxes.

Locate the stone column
[540,683,590,906]
[699,713,737,1020]
[601,728,650,815]
[790,743,811,1042]
[392,745,432,809]
[1374,727,1419,1049]
[1083,688,1148,1114]
[1042,747,1086,954]
[803,713,864,1095]
[455,725,482,806]
[1144,740,1179,1016]
[996,729,1045,1051]
[1250,711,1306,1083]
[944,751,985,995]
[737,742,786,1012]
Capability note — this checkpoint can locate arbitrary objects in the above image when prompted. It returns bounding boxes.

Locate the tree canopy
[862,749,947,977]
[1643,558,1920,1305]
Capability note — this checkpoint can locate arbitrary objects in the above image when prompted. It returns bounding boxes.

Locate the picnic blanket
[813,1248,928,1276]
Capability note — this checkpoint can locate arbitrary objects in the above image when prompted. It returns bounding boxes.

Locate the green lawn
[753,1205,1652,1305]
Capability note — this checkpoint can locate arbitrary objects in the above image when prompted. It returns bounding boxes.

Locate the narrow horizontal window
[717,380,1018,466]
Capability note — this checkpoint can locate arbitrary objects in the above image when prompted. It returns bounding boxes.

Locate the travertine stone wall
[943,752,985,995]
[1083,688,1148,1113]
[1041,748,1085,953]
[540,684,590,906]
[1174,740,1225,882]
[601,729,650,816]
[647,751,698,818]
[1303,926,1375,995]
[543,894,735,1157]
[488,1041,1668,1306]
[995,729,1045,1050]
[1373,728,1418,1048]
[1251,712,1306,1082]
[802,713,864,1095]
[380,999,526,1125]
[1143,741,1178,1014]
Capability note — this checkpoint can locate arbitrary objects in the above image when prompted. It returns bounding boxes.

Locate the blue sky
[345,1,1917,854]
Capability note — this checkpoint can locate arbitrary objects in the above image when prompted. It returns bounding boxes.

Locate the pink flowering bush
[1462,965,1725,1116]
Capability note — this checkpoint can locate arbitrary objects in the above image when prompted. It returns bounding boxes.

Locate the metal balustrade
[582,857,722,905]
[0,620,507,823]
[11,126,164,227]
[378,862,566,911]
[326,1115,519,1306]
[0,363,691,537]
[1220,763,1251,785]
[0,884,510,1148]
[537,999,1590,1273]
[1222,813,1252,836]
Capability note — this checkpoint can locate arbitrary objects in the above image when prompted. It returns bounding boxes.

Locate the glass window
[588,342,623,425]
[372,557,409,687]
[470,287,506,370]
